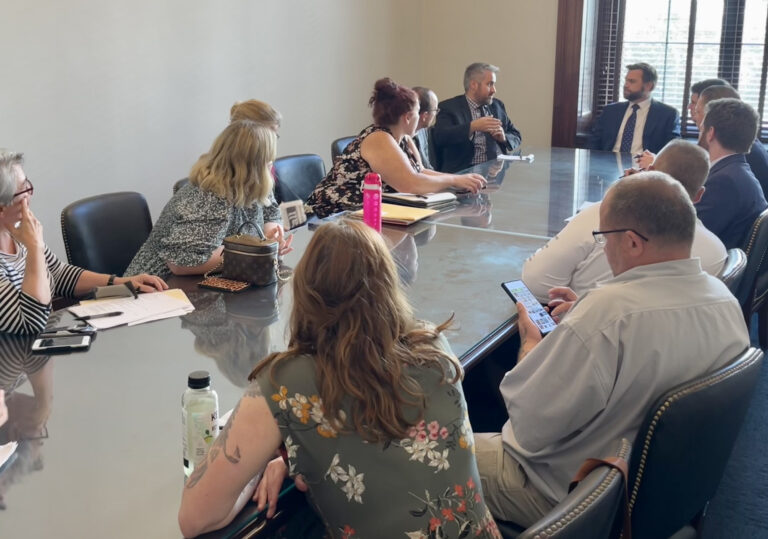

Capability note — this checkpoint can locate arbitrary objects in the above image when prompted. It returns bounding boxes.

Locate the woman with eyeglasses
[305,78,487,218]
[0,150,168,335]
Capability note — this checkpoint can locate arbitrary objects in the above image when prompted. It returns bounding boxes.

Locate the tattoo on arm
[184,381,264,489]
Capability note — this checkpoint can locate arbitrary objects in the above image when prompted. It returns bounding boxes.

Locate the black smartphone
[501,280,558,335]
[32,334,92,353]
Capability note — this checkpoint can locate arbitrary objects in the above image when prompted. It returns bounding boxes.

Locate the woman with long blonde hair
[178,219,500,538]
[126,120,288,280]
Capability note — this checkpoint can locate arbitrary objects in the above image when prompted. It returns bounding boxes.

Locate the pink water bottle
[362,173,382,232]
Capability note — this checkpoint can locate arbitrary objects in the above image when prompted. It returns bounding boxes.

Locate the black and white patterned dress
[305,125,422,218]
[0,244,83,334]
[125,182,281,280]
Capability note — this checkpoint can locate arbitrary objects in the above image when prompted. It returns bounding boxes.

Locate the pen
[74,311,123,321]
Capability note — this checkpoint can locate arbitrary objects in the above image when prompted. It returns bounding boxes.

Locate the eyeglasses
[592,228,649,244]
[13,178,34,199]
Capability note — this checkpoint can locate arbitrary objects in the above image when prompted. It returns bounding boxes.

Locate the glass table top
[0,219,546,538]
[1,146,623,537]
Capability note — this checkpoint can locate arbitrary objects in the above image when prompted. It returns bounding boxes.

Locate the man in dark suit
[696,98,768,248]
[589,62,680,155]
[694,83,768,201]
[432,62,521,173]
[412,86,439,170]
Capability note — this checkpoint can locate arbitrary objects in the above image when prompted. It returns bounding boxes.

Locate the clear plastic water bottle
[182,370,219,476]
[363,172,382,232]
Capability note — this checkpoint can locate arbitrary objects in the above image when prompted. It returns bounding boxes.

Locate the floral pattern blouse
[255,335,501,539]
[305,125,422,218]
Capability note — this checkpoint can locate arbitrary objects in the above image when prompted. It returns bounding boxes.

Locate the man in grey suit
[412,86,439,170]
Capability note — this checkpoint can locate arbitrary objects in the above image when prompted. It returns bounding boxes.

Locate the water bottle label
[187,409,219,468]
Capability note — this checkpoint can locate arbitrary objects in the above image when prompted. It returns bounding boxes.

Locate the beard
[623,89,645,101]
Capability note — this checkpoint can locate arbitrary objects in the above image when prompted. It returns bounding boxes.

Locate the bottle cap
[188,370,211,389]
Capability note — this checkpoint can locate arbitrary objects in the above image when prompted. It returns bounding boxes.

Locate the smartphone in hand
[501,280,558,335]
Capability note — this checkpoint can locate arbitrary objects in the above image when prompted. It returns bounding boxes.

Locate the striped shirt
[0,242,83,334]
[0,335,51,392]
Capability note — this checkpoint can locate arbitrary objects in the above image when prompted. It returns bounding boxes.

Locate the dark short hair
[369,78,418,126]
[412,86,435,113]
[703,98,758,154]
[605,171,696,248]
[626,62,658,84]
[691,78,730,95]
[698,85,741,106]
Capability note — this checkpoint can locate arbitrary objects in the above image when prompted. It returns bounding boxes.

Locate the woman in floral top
[305,78,487,218]
[178,219,500,539]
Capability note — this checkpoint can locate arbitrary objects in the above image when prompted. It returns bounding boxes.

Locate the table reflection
[180,283,284,388]
[0,334,54,510]
[435,147,629,237]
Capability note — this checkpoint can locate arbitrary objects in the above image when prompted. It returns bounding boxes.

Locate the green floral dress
[255,336,501,539]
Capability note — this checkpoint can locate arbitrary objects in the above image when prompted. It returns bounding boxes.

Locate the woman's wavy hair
[189,120,275,208]
[250,219,460,442]
[370,77,418,127]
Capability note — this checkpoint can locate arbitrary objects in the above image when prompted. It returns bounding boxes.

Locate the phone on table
[32,334,92,354]
[501,280,558,335]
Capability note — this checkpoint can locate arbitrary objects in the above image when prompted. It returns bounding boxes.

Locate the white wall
[0,0,557,260]
[419,0,558,149]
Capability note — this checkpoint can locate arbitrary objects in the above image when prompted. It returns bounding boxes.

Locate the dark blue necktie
[619,104,640,153]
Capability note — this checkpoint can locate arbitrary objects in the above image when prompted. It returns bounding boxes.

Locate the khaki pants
[474,432,556,528]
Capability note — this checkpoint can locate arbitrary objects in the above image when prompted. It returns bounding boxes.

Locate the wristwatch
[107,274,116,286]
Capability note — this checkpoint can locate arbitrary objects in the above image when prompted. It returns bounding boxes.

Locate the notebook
[382,192,458,209]
[351,203,438,226]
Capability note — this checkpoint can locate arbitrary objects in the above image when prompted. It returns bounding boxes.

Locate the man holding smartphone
[473,172,749,527]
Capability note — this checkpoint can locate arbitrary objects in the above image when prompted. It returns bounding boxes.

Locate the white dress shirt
[521,201,728,302]
[612,98,652,155]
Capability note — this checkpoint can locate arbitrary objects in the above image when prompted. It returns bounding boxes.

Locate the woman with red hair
[306,78,486,218]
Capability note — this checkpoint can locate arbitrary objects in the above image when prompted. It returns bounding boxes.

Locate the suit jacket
[746,139,768,200]
[696,153,768,249]
[432,95,521,172]
[588,99,681,154]
[413,127,436,170]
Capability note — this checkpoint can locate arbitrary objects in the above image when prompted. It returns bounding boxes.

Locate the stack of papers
[68,289,195,329]
[351,203,438,226]
[382,192,457,209]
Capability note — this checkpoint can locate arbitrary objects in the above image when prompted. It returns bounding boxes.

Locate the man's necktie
[619,104,640,153]
[481,105,498,160]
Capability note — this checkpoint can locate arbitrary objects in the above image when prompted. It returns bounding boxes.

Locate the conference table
[0,147,626,538]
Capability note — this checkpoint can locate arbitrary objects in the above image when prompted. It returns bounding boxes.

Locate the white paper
[497,153,534,162]
[68,289,194,329]
[0,441,18,470]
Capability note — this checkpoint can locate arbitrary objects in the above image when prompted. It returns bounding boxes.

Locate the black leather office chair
[735,208,768,346]
[273,154,326,204]
[627,347,763,539]
[717,247,748,296]
[173,178,189,194]
[499,438,630,539]
[330,136,355,162]
[61,191,152,275]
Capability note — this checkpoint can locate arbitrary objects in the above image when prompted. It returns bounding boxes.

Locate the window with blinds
[582,0,768,141]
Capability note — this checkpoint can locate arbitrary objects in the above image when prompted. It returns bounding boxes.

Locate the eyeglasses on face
[592,228,649,244]
[13,178,34,199]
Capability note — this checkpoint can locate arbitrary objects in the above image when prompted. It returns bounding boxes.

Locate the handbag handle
[237,221,266,240]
